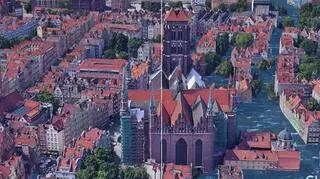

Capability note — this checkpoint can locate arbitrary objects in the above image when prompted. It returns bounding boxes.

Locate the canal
[239,2,319,178]
[205,1,320,178]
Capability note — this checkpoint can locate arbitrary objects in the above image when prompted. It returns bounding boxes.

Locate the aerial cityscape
[0,0,319,179]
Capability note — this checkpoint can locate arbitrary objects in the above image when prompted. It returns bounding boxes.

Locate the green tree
[204,52,221,75]
[168,1,183,8]
[104,49,116,59]
[122,167,149,179]
[57,0,70,8]
[46,9,59,15]
[108,32,118,49]
[283,16,294,27]
[115,34,128,53]
[230,0,248,12]
[307,98,320,110]
[205,0,211,10]
[46,19,57,28]
[36,91,55,103]
[299,3,315,28]
[117,51,128,60]
[311,17,320,30]
[267,83,278,101]
[300,39,318,56]
[268,57,276,67]
[128,38,144,58]
[36,91,59,114]
[216,33,229,55]
[77,167,96,179]
[293,35,304,48]
[230,32,238,46]
[24,0,32,13]
[296,71,312,81]
[235,33,254,48]
[311,5,320,17]
[218,3,226,11]
[141,2,162,12]
[77,148,120,179]
[300,3,313,14]
[0,35,12,49]
[251,79,262,97]
[216,60,233,77]
[258,59,269,71]
[297,56,320,81]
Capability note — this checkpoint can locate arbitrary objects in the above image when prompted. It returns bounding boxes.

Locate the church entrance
[175,138,187,165]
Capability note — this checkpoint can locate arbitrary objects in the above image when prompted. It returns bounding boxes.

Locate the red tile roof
[105,23,140,32]
[238,131,271,150]
[197,29,217,49]
[164,9,189,22]
[163,163,192,179]
[24,100,40,110]
[128,88,234,113]
[281,34,294,49]
[225,149,278,161]
[75,128,104,150]
[276,55,299,83]
[132,63,148,79]
[77,58,127,77]
[277,151,300,171]
[15,135,37,147]
[284,27,301,34]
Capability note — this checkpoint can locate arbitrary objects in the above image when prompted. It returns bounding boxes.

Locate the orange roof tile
[165,9,189,22]
[277,151,300,171]
[238,131,271,150]
[163,163,192,179]
[15,135,37,147]
[24,100,40,110]
[131,63,148,79]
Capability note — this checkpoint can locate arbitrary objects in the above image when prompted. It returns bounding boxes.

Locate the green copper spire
[149,95,156,111]
[126,61,131,80]
[120,72,129,114]
[122,72,128,100]
[206,86,213,115]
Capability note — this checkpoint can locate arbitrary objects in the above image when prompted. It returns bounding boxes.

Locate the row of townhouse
[0,40,57,97]
[276,27,320,144]
[0,16,38,40]
[280,88,320,144]
[38,91,113,155]
[103,10,162,40]
[54,127,108,179]
[41,11,99,57]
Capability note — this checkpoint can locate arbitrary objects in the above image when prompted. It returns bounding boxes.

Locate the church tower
[163,9,192,76]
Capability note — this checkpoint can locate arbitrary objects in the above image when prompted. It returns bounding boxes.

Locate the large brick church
[127,83,238,172]
[121,8,239,173]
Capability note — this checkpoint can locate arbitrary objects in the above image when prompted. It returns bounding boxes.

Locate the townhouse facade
[0,17,38,40]
[279,91,320,144]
